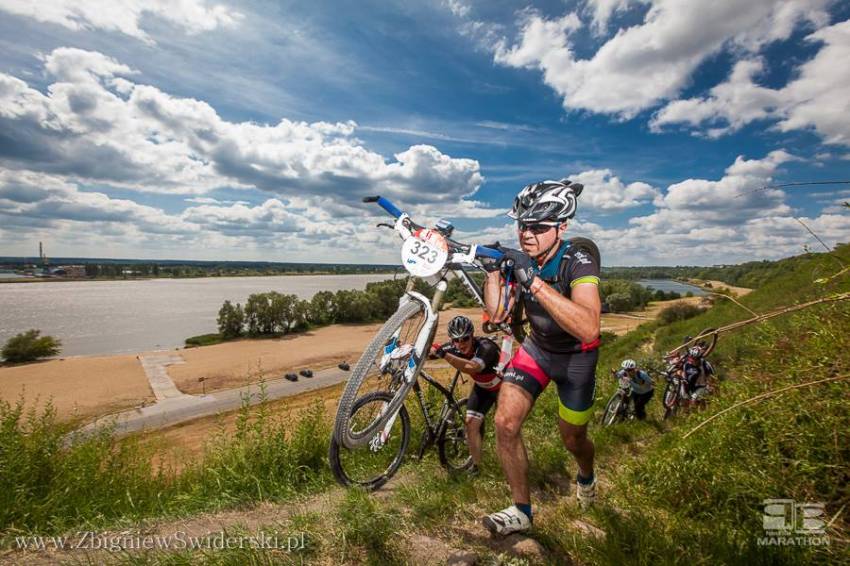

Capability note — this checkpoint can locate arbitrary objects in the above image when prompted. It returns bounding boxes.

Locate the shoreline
[0,270,400,285]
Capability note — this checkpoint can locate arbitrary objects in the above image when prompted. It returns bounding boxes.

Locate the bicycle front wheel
[438,397,474,472]
[333,299,430,449]
[602,392,624,426]
[662,381,679,420]
[329,391,411,491]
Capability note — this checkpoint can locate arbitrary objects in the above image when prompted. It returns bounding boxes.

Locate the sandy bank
[0,354,154,420]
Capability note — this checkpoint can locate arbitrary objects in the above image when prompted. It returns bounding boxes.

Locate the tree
[605,292,633,313]
[217,300,244,339]
[310,291,338,325]
[2,330,62,363]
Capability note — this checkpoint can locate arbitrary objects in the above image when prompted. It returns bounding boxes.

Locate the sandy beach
[0,354,155,421]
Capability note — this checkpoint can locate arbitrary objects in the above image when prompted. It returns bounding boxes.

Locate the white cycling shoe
[576,476,598,509]
[482,505,532,536]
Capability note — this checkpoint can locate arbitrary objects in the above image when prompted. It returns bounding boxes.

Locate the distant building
[52,265,86,278]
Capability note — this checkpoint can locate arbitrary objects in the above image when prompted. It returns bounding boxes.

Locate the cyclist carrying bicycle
[481,179,602,535]
[431,315,501,475]
[616,359,654,420]
[682,346,714,406]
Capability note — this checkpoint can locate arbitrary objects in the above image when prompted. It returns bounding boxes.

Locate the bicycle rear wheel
[695,327,718,356]
[437,397,473,472]
[602,392,624,426]
[333,299,430,449]
[328,391,411,491]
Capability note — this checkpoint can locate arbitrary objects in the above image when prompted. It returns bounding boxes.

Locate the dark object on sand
[285,373,298,382]
[300,369,313,378]
[338,362,350,371]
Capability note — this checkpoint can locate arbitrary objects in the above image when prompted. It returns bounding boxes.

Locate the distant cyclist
[482,179,601,535]
[431,315,501,475]
[682,346,714,406]
[616,359,654,420]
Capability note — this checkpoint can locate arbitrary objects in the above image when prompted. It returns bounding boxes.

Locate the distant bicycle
[600,369,635,426]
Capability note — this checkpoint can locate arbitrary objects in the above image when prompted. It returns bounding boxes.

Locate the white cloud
[493,1,831,119]
[652,19,850,146]
[569,169,659,211]
[0,0,242,44]
[584,0,642,34]
[0,47,484,208]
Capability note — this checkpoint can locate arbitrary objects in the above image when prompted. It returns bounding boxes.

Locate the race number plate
[401,229,448,277]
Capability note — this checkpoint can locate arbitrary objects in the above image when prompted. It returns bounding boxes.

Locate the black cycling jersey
[683,358,714,391]
[519,239,601,354]
[444,336,501,390]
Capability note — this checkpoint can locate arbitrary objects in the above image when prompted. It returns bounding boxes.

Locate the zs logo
[573,250,591,265]
[762,499,826,534]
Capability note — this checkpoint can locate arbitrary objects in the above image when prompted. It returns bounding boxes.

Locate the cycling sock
[576,471,595,486]
[515,502,532,521]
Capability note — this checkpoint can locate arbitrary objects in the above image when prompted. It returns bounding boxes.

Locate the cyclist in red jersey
[431,315,502,475]
[481,179,602,535]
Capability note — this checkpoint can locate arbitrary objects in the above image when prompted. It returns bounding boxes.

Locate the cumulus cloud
[0,0,242,44]
[653,20,850,146]
[492,0,830,119]
[0,47,484,208]
[569,169,658,211]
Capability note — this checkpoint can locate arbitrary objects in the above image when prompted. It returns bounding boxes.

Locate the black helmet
[447,315,474,340]
[508,179,583,223]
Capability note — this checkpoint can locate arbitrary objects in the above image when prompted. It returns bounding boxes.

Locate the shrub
[1,330,61,363]
[658,302,703,324]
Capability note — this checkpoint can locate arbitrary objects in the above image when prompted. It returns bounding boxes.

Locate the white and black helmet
[688,346,702,357]
[621,359,637,370]
[447,315,474,340]
[508,179,583,223]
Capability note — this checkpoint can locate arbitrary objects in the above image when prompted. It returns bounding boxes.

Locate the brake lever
[376,222,394,229]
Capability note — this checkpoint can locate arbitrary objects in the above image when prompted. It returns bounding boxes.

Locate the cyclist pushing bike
[682,346,715,407]
[482,179,602,535]
[431,315,502,475]
[615,359,654,420]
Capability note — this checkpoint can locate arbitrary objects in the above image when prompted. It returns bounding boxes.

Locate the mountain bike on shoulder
[329,196,515,489]
[661,328,718,419]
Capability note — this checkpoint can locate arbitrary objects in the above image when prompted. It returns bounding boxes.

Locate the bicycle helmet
[688,346,702,357]
[621,359,637,370]
[448,315,474,340]
[508,179,583,223]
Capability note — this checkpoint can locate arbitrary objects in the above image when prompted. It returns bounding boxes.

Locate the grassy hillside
[1,246,847,563]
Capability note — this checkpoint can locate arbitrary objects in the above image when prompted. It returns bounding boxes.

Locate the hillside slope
[1,246,848,564]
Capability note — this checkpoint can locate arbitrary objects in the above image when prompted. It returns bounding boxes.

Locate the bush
[1,330,61,363]
[185,333,224,347]
[658,302,703,324]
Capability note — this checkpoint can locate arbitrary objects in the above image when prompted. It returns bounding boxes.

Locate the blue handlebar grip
[376,197,403,219]
[476,246,503,260]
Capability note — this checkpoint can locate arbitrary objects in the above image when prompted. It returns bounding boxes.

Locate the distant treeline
[602,254,840,289]
[0,257,397,279]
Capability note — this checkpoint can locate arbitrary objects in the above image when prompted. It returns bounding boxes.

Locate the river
[0,274,395,357]
[636,279,707,296]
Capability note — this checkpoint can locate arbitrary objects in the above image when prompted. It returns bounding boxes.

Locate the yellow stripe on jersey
[570,275,600,288]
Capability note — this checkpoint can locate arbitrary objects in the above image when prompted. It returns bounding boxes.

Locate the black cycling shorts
[466,384,498,420]
[502,339,598,425]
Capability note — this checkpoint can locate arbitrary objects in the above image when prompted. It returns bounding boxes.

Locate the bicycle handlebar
[363,195,504,261]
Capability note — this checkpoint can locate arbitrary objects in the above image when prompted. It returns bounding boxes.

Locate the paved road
[74,365,352,439]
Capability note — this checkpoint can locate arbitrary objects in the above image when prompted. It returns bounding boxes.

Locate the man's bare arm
[443,353,484,375]
[483,272,513,323]
[528,280,600,343]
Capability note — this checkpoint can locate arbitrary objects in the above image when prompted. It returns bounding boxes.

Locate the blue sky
[0,0,848,265]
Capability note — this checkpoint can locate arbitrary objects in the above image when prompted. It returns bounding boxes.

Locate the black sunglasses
[518,222,556,235]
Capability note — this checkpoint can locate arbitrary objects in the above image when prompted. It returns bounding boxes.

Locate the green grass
[0,395,334,542]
